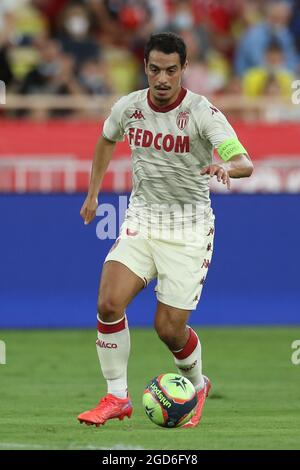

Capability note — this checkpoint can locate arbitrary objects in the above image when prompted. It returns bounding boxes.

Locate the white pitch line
[0,443,49,450]
[0,442,145,450]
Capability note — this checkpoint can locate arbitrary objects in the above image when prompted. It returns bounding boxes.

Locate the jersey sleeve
[102,96,127,142]
[195,99,248,161]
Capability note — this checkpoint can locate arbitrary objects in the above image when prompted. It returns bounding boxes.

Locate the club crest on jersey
[176,111,189,130]
[129,109,145,120]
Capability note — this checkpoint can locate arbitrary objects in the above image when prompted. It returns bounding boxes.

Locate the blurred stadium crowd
[1,0,300,118]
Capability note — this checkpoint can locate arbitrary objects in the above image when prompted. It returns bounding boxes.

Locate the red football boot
[182,376,211,428]
[77,394,133,427]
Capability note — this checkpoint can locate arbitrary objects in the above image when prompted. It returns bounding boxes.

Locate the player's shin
[96,314,130,399]
[172,327,205,391]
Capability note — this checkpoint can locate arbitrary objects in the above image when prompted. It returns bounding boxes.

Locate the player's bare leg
[78,260,144,426]
[154,301,211,428]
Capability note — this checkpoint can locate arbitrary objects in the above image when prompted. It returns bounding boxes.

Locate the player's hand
[80,195,98,225]
[200,164,231,190]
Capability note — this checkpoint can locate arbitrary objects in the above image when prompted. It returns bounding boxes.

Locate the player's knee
[97,297,123,322]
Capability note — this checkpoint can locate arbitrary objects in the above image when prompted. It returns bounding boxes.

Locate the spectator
[223,74,243,95]
[234,0,298,76]
[1,0,298,120]
[289,0,300,56]
[191,0,240,60]
[78,58,112,95]
[0,0,49,86]
[57,3,100,65]
[32,0,69,35]
[181,28,227,95]
[0,0,17,45]
[166,0,210,56]
[147,0,170,31]
[168,0,195,31]
[0,47,13,88]
[0,0,15,88]
[85,1,153,92]
[13,0,48,44]
[242,38,295,97]
[19,38,83,115]
[0,0,48,46]
[102,45,139,94]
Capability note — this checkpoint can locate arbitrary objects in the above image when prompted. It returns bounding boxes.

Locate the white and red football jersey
[103,87,237,230]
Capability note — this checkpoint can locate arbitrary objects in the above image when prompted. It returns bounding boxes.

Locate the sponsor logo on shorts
[201,259,210,269]
[96,339,118,349]
[126,228,139,236]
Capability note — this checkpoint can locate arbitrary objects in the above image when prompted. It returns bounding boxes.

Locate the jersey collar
[147,87,187,113]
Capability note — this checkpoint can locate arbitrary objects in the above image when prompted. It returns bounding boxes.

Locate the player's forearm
[87,135,116,197]
[224,154,254,179]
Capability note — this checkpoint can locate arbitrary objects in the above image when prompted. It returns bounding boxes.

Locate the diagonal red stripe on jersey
[172,328,198,359]
[97,317,126,334]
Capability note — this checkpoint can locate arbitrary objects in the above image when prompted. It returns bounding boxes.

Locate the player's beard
[153,87,176,106]
[155,96,169,105]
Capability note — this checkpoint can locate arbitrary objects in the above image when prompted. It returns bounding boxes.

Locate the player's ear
[144,58,148,75]
[182,60,188,73]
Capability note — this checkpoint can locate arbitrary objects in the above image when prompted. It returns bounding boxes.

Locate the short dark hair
[144,32,187,67]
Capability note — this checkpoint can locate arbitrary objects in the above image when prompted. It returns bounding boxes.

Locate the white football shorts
[104,219,214,310]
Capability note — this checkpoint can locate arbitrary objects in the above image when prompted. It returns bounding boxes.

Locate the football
[142,373,198,428]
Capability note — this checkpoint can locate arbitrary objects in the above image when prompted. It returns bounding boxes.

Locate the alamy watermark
[0,340,6,365]
[94,196,211,247]
[291,80,300,105]
[291,340,300,365]
[0,80,6,105]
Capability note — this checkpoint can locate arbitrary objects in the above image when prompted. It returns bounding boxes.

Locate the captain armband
[217,138,248,162]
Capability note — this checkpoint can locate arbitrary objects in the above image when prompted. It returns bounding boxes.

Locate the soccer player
[78,32,253,428]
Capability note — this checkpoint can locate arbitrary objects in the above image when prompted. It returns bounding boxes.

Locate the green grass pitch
[0,327,300,450]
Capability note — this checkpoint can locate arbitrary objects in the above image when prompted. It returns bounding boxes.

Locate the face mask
[39,62,60,77]
[173,12,194,30]
[266,63,283,74]
[82,74,103,88]
[65,16,89,36]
